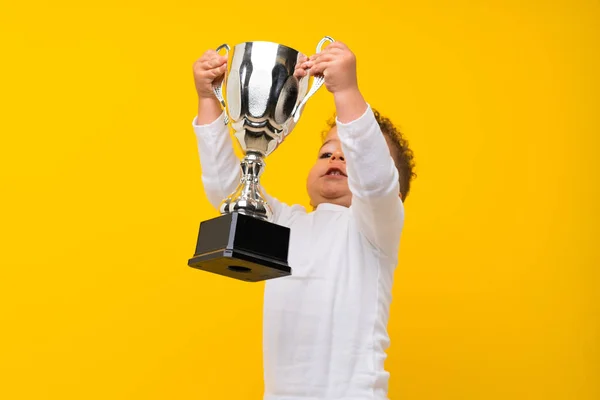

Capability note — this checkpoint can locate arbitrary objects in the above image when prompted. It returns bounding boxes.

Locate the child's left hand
[301,41,366,123]
[301,42,358,95]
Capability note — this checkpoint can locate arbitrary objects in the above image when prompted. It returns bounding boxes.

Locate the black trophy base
[188,212,291,282]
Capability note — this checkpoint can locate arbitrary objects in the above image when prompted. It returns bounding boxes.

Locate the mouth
[324,167,347,177]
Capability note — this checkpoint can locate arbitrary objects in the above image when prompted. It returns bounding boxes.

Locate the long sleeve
[192,112,240,210]
[192,113,295,224]
[336,105,405,259]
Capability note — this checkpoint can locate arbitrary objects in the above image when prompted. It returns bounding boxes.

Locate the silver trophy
[189,37,334,282]
[215,37,334,221]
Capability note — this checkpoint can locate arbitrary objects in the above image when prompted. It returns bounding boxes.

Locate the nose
[329,150,345,163]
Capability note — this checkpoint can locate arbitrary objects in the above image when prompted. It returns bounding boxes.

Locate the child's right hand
[193,50,228,100]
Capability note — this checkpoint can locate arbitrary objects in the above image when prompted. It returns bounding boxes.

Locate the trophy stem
[219,152,272,221]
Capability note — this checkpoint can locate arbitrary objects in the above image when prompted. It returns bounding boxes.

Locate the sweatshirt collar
[316,203,348,212]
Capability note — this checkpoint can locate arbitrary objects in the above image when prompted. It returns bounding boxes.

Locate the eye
[319,152,332,159]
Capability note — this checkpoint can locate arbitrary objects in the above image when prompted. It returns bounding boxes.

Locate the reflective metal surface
[220,153,272,220]
[213,43,231,124]
[214,37,334,220]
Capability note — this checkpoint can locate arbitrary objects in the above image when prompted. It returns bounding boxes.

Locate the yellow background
[1,0,598,399]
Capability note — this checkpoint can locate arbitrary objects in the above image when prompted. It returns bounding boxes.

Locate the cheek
[306,165,319,188]
[307,161,325,189]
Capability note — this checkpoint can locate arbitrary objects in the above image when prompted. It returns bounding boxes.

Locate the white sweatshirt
[193,105,404,400]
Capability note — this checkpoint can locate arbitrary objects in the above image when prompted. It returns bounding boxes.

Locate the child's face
[306,127,353,208]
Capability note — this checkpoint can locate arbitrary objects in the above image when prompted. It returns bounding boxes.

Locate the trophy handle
[213,44,231,124]
[292,36,335,123]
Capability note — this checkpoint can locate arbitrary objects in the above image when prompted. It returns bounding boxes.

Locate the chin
[322,194,352,208]
[309,193,351,209]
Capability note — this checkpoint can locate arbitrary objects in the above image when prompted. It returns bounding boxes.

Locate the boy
[192,41,415,400]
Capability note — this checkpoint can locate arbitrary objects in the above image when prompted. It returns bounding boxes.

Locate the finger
[325,41,347,51]
[294,68,308,78]
[214,62,228,74]
[308,58,333,72]
[314,42,341,56]
[202,61,226,77]
[199,59,224,73]
[301,60,314,69]
[216,63,228,74]
[309,61,330,75]
[311,49,340,62]
[193,59,203,70]
[207,56,226,68]
[297,53,308,63]
[200,56,214,66]
[295,58,310,75]
[313,53,336,63]
[321,46,344,55]
[209,67,225,79]
[199,50,218,63]
[294,63,308,72]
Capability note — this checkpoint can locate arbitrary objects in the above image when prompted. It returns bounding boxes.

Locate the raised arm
[193,50,239,208]
[192,50,293,223]
[337,105,404,259]
[306,41,404,258]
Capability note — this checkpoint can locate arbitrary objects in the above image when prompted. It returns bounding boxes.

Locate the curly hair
[322,109,416,200]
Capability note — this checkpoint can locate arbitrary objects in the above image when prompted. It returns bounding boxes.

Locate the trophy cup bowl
[188,37,334,282]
